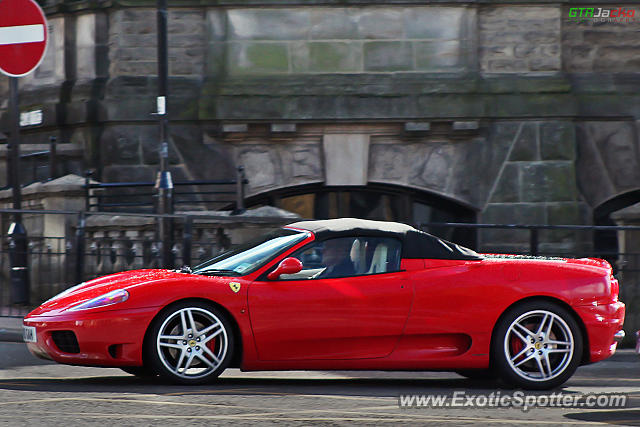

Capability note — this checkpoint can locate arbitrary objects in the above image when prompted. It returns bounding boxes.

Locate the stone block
[479,6,560,73]
[405,122,431,132]
[529,56,561,72]
[368,144,406,182]
[238,147,279,191]
[291,42,362,73]
[364,42,413,72]
[509,123,538,161]
[480,203,546,246]
[540,203,585,251]
[491,163,519,203]
[594,47,640,72]
[309,9,357,40]
[404,7,465,40]
[414,41,463,71]
[452,121,479,131]
[206,10,227,42]
[101,127,141,166]
[283,145,323,182]
[227,42,289,75]
[409,143,455,192]
[270,123,296,133]
[227,9,309,40]
[222,124,249,133]
[356,9,404,39]
[520,162,577,203]
[102,165,156,183]
[323,134,369,186]
[540,122,575,161]
[206,42,226,76]
[76,14,96,80]
[141,136,181,166]
[547,203,583,225]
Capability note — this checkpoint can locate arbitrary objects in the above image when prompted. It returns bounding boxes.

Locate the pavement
[0,316,23,342]
[0,349,638,425]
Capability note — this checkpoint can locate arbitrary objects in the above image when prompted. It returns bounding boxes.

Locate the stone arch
[232,123,515,215]
[576,121,640,209]
[245,182,478,248]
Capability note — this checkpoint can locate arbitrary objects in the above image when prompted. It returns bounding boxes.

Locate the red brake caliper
[206,336,216,359]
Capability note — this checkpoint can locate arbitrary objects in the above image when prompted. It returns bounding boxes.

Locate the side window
[280,236,402,280]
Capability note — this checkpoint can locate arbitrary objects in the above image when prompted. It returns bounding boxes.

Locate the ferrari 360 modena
[23,218,625,389]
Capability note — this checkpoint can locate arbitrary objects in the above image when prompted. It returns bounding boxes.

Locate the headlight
[67,289,129,312]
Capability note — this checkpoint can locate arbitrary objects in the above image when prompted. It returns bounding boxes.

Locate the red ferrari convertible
[23,218,625,389]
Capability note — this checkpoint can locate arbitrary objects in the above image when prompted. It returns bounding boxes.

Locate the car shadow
[565,410,640,426]
[0,374,591,397]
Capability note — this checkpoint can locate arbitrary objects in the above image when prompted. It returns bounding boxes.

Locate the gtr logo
[229,282,241,293]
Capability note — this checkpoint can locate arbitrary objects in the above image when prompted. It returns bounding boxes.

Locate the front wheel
[492,301,583,390]
[147,301,234,384]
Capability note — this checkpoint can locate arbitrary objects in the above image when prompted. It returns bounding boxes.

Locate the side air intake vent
[51,330,80,354]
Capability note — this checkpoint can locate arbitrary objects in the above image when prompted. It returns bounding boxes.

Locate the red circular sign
[0,0,48,77]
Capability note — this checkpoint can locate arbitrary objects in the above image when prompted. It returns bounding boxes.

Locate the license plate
[23,325,36,343]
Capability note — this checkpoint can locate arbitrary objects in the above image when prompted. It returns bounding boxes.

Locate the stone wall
[1,1,639,232]
[479,6,561,73]
[480,121,589,253]
[563,8,640,72]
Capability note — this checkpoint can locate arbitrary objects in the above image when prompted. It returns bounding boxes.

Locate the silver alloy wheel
[155,307,228,380]
[504,310,574,382]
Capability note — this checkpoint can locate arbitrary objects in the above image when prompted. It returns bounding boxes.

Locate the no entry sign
[0,0,48,77]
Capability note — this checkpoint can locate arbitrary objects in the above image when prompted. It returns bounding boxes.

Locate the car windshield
[192,229,309,276]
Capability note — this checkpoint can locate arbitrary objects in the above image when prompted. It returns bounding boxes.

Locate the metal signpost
[0,0,49,304]
[155,0,174,268]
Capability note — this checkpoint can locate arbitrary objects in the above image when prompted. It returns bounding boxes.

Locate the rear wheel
[147,301,234,384]
[492,301,583,390]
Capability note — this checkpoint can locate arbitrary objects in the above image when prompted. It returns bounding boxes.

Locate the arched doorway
[245,183,477,248]
[593,190,640,268]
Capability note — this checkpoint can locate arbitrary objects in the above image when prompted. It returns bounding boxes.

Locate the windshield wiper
[194,269,240,277]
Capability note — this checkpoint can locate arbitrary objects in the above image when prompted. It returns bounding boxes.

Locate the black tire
[120,366,156,378]
[455,369,497,380]
[146,301,234,384]
[492,300,583,390]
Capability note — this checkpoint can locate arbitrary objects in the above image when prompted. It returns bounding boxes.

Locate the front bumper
[23,306,158,367]
[574,301,625,363]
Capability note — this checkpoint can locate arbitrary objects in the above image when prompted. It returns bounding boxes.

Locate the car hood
[27,269,201,316]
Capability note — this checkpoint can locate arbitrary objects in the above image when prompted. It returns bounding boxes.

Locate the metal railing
[2,215,640,320]
[0,208,293,316]
[84,166,248,213]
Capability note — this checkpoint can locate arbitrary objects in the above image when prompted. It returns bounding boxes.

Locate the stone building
[1,0,640,257]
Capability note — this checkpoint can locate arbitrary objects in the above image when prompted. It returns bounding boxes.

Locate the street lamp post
[155,0,174,268]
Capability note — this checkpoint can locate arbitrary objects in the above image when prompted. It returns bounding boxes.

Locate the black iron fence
[2,213,640,329]
[84,166,248,213]
[0,208,292,317]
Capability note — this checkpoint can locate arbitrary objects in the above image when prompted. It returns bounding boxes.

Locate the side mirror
[267,257,303,280]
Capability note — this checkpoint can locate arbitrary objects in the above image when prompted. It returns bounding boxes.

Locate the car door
[248,236,413,361]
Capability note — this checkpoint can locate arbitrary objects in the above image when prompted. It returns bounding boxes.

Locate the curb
[0,317,24,343]
[0,329,23,343]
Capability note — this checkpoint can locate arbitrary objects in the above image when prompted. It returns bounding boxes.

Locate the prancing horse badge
[229,282,241,293]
